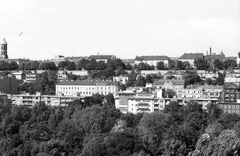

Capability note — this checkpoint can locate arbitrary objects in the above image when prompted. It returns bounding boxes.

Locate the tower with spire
[0,38,8,59]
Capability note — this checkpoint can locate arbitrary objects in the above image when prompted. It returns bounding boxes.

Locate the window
[237,110,239,114]
[228,105,231,109]
[237,105,239,109]
[228,110,231,113]
[232,105,235,109]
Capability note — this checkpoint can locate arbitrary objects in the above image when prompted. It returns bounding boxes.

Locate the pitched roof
[164,70,183,76]
[57,80,117,86]
[204,54,226,60]
[153,79,184,85]
[179,53,204,59]
[135,55,169,61]
[89,55,115,60]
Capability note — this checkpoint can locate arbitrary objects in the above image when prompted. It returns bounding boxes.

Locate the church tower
[1,38,8,59]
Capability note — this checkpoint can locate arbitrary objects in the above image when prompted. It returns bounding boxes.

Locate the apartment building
[225,72,240,85]
[115,88,217,114]
[198,70,219,80]
[218,102,240,114]
[178,53,204,67]
[11,92,91,107]
[221,83,240,103]
[56,80,118,97]
[134,55,169,68]
[153,79,184,90]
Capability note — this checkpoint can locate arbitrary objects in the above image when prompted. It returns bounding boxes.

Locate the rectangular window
[237,110,239,114]
[237,105,239,109]
[232,105,236,109]
[228,105,231,109]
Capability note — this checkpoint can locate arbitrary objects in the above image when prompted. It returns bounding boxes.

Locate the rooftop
[135,55,169,61]
[153,79,184,85]
[57,80,117,86]
[179,53,204,59]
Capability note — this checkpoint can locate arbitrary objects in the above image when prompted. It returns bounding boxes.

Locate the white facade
[56,81,118,97]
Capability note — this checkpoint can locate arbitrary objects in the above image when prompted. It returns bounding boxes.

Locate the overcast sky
[0,0,239,60]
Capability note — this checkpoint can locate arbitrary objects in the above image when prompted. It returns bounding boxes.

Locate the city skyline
[0,0,239,60]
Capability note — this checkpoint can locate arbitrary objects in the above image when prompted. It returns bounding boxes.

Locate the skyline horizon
[0,0,239,60]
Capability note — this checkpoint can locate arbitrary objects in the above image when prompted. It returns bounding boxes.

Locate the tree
[194,59,210,70]
[205,78,213,85]
[213,59,224,70]
[0,61,10,70]
[214,72,225,85]
[135,75,146,86]
[9,61,19,70]
[39,62,57,70]
[163,89,176,98]
[223,59,237,69]
[156,62,166,70]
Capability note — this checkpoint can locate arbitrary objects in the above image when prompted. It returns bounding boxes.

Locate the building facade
[56,80,118,97]
[178,53,204,67]
[135,55,169,68]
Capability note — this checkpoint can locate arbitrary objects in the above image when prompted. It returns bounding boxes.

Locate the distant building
[12,92,91,107]
[218,102,240,114]
[64,56,87,63]
[0,74,18,94]
[225,72,240,85]
[0,38,8,59]
[178,53,204,67]
[135,55,169,68]
[163,70,183,79]
[25,71,38,82]
[237,52,240,65]
[153,79,184,90]
[204,51,226,61]
[88,55,116,63]
[56,80,118,96]
[198,69,219,80]
[4,58,30,68]
[122,59,135,66]
[57,71,68,81]
[113,76,129,85]
[221,82,240,103]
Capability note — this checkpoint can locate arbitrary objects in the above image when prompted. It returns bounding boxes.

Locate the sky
[0,0,239,60]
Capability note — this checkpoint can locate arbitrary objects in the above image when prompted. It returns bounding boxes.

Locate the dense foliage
[1,99,239,156]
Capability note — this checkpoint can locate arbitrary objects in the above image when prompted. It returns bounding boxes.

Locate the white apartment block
[11,93,90,107]
[56,80,118,97]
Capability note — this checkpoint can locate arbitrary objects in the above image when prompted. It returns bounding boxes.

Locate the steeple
[0,38,8,59]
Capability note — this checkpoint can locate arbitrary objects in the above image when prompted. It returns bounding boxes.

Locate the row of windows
[57,86,115,90]
[225,110,240,114]
[58,91,114,95]
[222,105,240,109]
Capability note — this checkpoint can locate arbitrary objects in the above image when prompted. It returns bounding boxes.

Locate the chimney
[210,47,212,55]
[206,50,208,56]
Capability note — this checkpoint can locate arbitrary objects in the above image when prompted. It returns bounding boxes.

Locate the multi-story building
[134,55,169,68]
[56,80,118,97]
[198,70,219,80]
[153,79,184,90]
[177,87,203,99]
[178,53,204,67]
[25,72,38,82]
[218,102,240,114]
[113,76,128,85]
[11,92,91,107]
[225,72,240,85]
[88,55,116,63]
[163,70,183,79]
[221,83,240,103]
[202,85,223,99]
[57,71,68,81]
[115,89,218,114]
